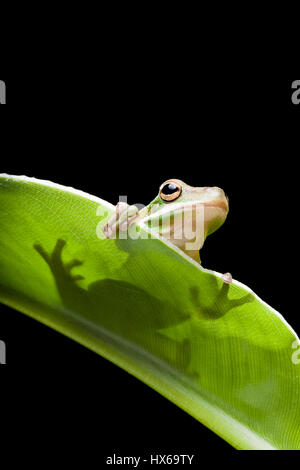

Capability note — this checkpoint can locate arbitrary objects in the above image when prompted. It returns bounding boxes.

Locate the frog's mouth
[204,200,229,213]
[142,200,229,232]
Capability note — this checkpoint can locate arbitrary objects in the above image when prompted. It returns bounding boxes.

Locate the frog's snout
[204,186,229,213]
[207,186,228,201]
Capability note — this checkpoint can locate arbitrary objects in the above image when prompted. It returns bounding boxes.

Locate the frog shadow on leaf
[33,239,192,373]
[114,237,254,321]
[111,237,246,379]
[34,241,298,430]
[189,280,254,320]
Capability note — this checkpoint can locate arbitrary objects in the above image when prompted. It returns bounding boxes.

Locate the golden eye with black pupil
[159,181,182,202]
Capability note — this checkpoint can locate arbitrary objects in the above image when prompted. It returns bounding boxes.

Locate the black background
[0,72,299,459]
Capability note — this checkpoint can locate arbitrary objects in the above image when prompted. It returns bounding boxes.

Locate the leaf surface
[0,174,299,450]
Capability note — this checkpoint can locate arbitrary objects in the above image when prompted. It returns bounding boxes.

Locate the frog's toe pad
[116,202,130,215]
[222,272,233,284]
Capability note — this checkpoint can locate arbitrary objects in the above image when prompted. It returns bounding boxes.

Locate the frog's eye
[160,181,182,202]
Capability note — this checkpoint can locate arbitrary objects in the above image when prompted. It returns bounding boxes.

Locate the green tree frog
[103,179,232,283]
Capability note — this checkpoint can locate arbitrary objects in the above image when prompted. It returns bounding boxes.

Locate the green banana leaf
[0,174,299,450]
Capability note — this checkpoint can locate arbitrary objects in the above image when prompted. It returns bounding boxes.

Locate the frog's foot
[102,202,139,239]
[34,239,84,282]
[64,258,85,281]
[222,272,232,284]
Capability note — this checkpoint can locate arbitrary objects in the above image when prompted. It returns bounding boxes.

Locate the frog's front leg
[102,202,140,239]
[34,239,84,283]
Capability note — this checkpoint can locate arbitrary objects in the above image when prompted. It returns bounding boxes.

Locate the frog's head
[141,179,229,263]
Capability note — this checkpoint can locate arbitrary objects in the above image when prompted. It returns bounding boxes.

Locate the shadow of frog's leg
[34,239,66,271]
[34,239,88,314]
[216,281,254,311]
[34,239,85,283]
[33,242,51,265]
[64,259,84,281]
